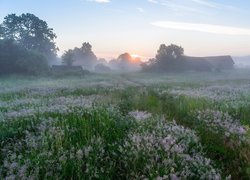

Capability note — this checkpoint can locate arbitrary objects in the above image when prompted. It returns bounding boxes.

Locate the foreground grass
[0,71,250,179]
[114,87,250,178]
[0,107,223,179]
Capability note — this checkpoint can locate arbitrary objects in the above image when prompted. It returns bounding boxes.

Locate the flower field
[0,71,250,179]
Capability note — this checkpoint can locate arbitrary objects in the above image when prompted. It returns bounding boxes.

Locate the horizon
[1,0,250,60]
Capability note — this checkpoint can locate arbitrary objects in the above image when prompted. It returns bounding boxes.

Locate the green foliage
[156,44,184,60]
[0,107,136,179]
[229,105,250,126]
[0,39,49,75]
[111,86,250,178]
[142,43,187,72]
[63,42,97,69]
[0,13,58,60]
[16,50,49,75]
[61,49,74,66]
[0,73,250,179]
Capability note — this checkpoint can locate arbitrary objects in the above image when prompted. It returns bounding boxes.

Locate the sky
[0,0,250,60]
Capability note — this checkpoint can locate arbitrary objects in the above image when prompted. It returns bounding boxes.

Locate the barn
[51,65,89,75]
[204,56,235,70]
[183,56,213,72]
[183,55,235,72]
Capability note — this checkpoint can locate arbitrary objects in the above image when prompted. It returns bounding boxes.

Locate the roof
[204,56,235,68]
[183,55,235,70]
[51,65,83,71]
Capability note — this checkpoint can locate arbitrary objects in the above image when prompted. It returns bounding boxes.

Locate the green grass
[112,87,250,178]
[1,71,250,179]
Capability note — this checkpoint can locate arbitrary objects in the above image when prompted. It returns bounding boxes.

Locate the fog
[233,56,250,68]
[1,6,250,180]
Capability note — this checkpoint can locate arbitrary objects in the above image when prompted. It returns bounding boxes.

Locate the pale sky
[1,0,250,60]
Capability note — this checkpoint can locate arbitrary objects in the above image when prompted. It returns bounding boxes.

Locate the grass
[0,71,250,179]
[112,86,250,178]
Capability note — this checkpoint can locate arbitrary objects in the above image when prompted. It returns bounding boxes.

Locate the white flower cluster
[129,110,152,121]
[120,117,223,179]
[196,109,247,140]
[0,114,108,179]
[1,95,100,120]
[0,107,225,179]
[169,83,250,103]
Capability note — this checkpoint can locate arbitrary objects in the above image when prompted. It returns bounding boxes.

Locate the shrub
[0,39,49,75]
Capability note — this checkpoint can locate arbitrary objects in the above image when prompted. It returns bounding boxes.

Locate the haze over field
[1,1,250,179]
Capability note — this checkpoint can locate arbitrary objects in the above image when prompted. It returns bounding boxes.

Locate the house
[183,56,213,72]
[204,56,235,70]
[183,55,234,72]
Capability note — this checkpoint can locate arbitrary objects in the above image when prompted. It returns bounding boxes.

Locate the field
[1,70,250,179]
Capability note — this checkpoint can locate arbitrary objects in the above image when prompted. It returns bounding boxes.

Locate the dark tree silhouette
[0,13,58,60]
[143,44,185,72]
[0,39,48,75]
[117,53,132,69]
[63,42,97,69]
[81,42,92,53]
[156,44,184,60]
[62,50,74,66]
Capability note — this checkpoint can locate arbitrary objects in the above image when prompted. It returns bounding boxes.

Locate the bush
[0,39,49,75]
[15,50,49,75]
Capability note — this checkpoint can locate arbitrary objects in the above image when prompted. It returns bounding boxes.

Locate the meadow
[0,70,250,179]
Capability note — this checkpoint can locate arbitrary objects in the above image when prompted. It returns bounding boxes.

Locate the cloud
[137,7,145,13]
[147,0,212,15]
[87,0,110,3]
[160,3,205,14]
[191,0,219,8]
[148,0,237,11]
[151,21,250,35]
[148,0,158,4]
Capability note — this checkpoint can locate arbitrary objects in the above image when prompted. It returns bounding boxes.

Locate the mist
[233,56,250,68]
[1,1,250,179]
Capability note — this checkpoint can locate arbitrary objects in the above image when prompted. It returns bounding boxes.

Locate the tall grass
[114,87,250,178]
[1,72,250,178]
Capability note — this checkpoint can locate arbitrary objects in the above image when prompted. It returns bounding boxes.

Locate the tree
[143,44,185,72]
[98,58,108,65]
[16,51,49,75]
[117,53,132,70]
[0,39,20,74]
[118,53,133,63]
[115,53,142,72]
[62,50,74,66]
[75,42,97,68]
[94,63,111,73]
[81,42,92,53]
[156,44,184,60]
[0,13,58,60]
[63,42,97,69]
[0,25,3,39]
[0,39,48,75]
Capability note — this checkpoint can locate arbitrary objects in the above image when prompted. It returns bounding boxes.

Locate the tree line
[1,13,222,75]
[0,12,144,75]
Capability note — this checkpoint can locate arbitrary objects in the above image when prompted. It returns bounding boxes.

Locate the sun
[130,54,142,63]
[131,54,140,58]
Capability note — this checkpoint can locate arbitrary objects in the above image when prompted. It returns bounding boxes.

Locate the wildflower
[83,146,91,157]
[76,149,83,160]
[59,155,66,162]
[170,174,179,180]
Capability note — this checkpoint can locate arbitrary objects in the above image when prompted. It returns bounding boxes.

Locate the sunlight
[130,54,142,63]
[1,1,250,179]
[131,54,140,58]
